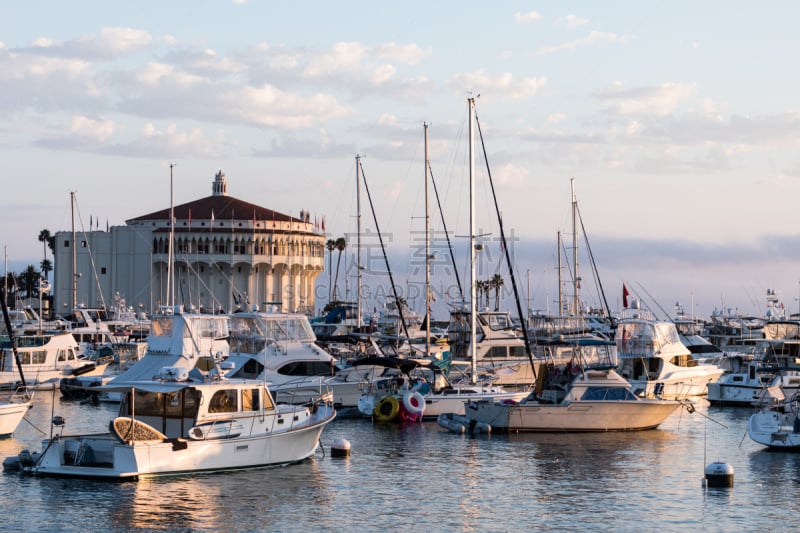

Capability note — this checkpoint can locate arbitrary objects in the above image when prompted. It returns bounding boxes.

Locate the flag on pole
[210,209,215,232]
[188,209,192,228]
[622,284,630,308]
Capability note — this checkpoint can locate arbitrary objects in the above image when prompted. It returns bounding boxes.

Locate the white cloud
[564,14,589,29]
[69,115,115,141]
[375,43,431,65]
[548,113,566,124]
[448,69,546,99]
[495,163,528,187]
[595,82,696,117]
[515,12,542,25]
[533,31,631,56]
[304,42,367,78]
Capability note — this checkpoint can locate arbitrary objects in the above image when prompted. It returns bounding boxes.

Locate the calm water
[1,391,798,532]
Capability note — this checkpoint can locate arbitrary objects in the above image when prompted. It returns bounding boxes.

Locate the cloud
[533,31,631,56]
[448,69,546,99]
[595,82,697,117]
[514,12,543,25]
[22,27,152,60]
[562,14,589,29]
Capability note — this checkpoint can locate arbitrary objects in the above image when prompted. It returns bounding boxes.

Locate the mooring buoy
[331,437,351,458]
[704,461,734,488]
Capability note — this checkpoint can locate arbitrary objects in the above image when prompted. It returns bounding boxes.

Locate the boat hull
[0,401,31,437]
[464,398,680,432]
[747,409,800,450]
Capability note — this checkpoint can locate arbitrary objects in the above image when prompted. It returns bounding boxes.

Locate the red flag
[622,284,630,308]
[321,216,325,232]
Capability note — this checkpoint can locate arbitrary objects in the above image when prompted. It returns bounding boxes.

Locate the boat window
[208,389,238,413]
[486,346,508,358]
[58,349,66,362]
[242,388,260,411]
[278,361,334,376]
[31,350,47,364]
[581,387,638,401]
[151,317,174,337]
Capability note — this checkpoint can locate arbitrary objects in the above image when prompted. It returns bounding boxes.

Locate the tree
[332,237,346,301]
[40,258,53,281]
[38,229,51,277]
[325,239,336,301]
[491,273,504,311]
[18,265,41,299]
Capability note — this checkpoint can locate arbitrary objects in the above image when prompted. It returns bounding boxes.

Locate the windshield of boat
[580,387,638,401]
[229,315,315,353]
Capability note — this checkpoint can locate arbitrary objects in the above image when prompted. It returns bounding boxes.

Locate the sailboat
[358,113,530,424]
[0,291,33,437]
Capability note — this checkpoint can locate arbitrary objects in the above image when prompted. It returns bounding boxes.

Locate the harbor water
[1,391,797,532]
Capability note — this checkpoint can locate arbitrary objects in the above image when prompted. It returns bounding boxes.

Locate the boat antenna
[473,103,537,380]
[0,287,27,388]
[357,159,411,340]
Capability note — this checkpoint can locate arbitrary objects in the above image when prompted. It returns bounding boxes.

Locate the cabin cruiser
[615,308,723,399]
[10,306,335,480]
[460,337,682,432]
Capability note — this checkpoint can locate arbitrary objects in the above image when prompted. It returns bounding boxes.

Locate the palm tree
[38,229,51,281]
[325,239,336,301]
[40,258,53,281]
[18,265,40,299]
[332,237,346,301]
[491,274,504,311]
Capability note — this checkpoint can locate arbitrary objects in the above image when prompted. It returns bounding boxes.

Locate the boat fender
[374,395,400,422]
[402,390,425,416]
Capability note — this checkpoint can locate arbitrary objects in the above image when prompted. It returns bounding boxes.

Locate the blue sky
[2,1,800,319]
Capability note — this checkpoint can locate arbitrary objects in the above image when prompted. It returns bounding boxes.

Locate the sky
[2,1,800,321]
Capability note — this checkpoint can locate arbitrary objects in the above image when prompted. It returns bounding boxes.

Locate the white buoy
[705,461,734,488]
[331,437,351,458]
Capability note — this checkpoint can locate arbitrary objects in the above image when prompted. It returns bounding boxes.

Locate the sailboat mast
[468,97,477,385]
[557,230,563,315]
[71,191,77,311]
[424,123,431,356]
[356,155,363,328]
[571,178,579,316]
[168,164,176,308]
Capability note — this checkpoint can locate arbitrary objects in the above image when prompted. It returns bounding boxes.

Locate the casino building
[53,171,325,315]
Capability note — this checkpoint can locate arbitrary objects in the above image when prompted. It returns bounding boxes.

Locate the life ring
[373,395,400,422]
[402,390,426,416]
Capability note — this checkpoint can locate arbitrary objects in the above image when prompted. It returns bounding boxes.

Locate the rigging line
[73,195,108,312]
[358,159,411,340]
[634,281,670,321]
[473,106,537,378]
[428,160,464,302]
[576,203,613,320]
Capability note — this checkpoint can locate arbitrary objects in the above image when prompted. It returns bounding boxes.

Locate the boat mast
[424,122,431,357]
[468,97,477,384]
[571,178,579,316]
[167,164,176,308]
[557,230,563,315]
[356,155,363,328]
[71,191,77,311]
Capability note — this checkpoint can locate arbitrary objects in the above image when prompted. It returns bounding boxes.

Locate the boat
[462,337,683,432]
[747,392,800,450]
[14,306,335,480]
[708,337,800,406]
[0,297,34,437]
[615,306,724,399]
[436,412,491,434]
[0,390,32,438]
[224,307,370,410]
[0,331,107,390]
